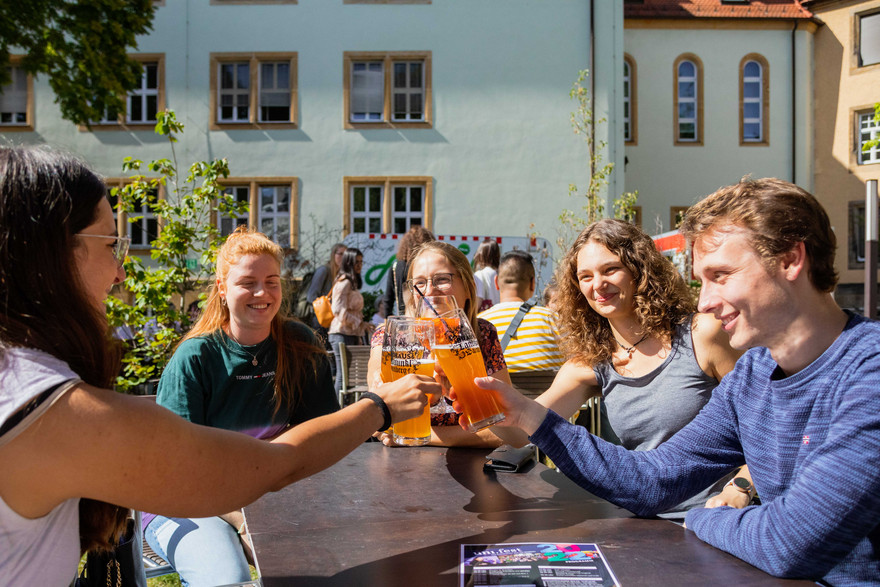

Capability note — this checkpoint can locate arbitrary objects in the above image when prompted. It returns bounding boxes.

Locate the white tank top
[0,348,82,586]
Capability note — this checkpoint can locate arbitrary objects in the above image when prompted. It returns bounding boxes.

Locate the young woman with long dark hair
[0,146,435,585]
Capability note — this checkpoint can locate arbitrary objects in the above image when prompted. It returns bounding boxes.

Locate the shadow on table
[271,448,628,586]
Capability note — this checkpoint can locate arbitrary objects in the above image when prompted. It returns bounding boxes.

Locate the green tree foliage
[558,69,639,251]
[0,0,156,126]
[864,103,880,154]
[107,111,247,391]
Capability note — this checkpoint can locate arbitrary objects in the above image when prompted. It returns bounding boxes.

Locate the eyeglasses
[406,273,455,291]
[76,233,131,267]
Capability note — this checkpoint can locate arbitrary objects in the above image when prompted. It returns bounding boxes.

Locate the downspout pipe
[792,20,798,184]
[590,0,596,181]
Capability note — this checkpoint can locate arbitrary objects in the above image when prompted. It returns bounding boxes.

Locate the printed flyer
[460,542,620,587]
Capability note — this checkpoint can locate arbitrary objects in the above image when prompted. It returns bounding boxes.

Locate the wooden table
[245,443,813,586]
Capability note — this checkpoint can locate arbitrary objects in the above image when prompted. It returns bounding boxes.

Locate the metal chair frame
[338,342,372,406]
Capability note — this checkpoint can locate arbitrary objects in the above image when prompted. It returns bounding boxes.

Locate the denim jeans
[328,333,361,393]
[144,515,251,587]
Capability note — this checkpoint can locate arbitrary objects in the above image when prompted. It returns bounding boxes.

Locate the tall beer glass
[429,308,505,432]
[380,316,408,385]
[388,319,434,446]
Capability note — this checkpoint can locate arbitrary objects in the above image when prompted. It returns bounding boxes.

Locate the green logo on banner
[458,243,471,256]
[366,254,395,286]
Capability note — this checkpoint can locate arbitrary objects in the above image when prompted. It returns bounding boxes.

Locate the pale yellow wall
[812,0,880,291]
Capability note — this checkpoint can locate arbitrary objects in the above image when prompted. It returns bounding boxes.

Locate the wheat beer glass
[380,316,409,384]
[430,308,505,432]
[388,319,434,446]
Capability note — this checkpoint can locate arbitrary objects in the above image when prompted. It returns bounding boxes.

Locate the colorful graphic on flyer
[460,542,620,586]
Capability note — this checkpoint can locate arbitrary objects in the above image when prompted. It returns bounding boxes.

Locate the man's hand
[705,485,752,509]
[450,376,549,435]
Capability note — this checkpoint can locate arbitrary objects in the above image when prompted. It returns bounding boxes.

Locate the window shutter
[352,64,383,119]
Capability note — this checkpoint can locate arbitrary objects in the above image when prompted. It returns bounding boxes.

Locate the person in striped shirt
[478,250,564,373]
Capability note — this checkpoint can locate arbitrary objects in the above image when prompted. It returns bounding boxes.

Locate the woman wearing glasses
[0,146,436,586]
[367,241,510,448]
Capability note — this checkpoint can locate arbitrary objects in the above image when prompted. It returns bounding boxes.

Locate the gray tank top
[593,315,734,516]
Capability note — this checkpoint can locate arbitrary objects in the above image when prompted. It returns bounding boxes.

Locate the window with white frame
[128,190,160,248]
[127,62,160,124]
[391,185,424,234]
[92,56,164,127]
[859,109,880,165]
[676,59,698,142]
[391,61,424,122]
[0,65,28,125]
[218,186,250,237]
[259,62,291,122]
[351,185,384,233]
[351,62,384,122]
[211,53,297,128]
[259,185,291,245]
[345,52,431,127]
[345,177,432,235]
[742,60,763,142]
[219,62,251,123]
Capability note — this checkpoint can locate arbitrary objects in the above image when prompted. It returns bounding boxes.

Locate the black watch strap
[360,391,392,432]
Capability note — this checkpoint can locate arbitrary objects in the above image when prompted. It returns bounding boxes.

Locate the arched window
[623,54,637,144]
[740,54,769,145]
[674,54,703,144]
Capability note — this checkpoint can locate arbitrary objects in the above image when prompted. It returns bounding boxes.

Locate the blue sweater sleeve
[530,386,745,517]
[685,359,880,581]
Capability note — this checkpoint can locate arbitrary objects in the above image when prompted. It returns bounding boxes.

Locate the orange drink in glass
[429,309,505,432]
[388,319,434,446]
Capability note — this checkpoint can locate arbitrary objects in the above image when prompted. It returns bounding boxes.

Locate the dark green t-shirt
[156,320,338,439]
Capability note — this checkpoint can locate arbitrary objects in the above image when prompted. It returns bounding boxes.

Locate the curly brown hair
[555,219,695,367]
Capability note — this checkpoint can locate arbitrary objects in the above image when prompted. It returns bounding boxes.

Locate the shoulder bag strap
[391,261,400,315]
[500,302,534,352]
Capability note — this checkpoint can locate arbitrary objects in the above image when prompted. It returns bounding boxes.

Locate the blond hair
[183,227,324,414]
[406,241,483,344]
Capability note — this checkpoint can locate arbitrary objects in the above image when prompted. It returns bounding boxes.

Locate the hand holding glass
[388,319,435,446]
[428,308,505,432]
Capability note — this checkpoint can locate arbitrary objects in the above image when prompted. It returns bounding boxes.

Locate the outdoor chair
[510,369,602,436]
[338,343,372,406]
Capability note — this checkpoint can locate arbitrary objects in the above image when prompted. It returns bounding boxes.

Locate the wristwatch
[728,476,756,501]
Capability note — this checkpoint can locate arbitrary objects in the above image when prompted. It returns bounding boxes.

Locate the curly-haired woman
[496,219,746,517]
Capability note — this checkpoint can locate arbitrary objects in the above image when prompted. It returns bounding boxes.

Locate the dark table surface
[245,443,813,586]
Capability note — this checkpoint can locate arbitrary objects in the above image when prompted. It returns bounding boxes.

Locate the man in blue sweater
[459,178,880,585]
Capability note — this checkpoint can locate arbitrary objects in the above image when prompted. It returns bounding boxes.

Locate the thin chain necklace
[614,333,649,359]
[226,330,271,366]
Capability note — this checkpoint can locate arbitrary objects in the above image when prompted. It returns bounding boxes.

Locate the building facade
[806,0,880,309]
[623,0,816,234]
[0,0,623,264]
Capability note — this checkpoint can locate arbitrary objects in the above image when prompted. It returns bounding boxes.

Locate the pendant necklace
[227,331,271,366]
[615,333,649,359]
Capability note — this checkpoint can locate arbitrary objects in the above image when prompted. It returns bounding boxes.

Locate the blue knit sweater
[531,311,880,585]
